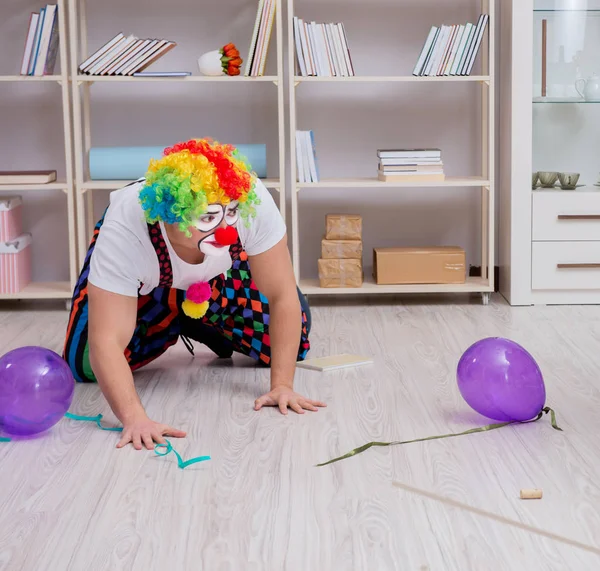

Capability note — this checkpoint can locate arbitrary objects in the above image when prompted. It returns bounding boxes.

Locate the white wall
[1,0,498,284]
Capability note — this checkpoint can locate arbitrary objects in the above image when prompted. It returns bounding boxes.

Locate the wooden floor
[1,295,600,570]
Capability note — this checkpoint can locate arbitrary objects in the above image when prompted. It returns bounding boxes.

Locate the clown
[64,139,324,451]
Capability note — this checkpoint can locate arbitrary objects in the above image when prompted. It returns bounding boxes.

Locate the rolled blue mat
[89,144,267,180]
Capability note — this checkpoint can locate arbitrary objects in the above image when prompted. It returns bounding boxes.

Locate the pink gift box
[0,196,23,242]
[0,233,32,294]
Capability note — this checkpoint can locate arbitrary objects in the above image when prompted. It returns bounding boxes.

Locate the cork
[520,489,543,500]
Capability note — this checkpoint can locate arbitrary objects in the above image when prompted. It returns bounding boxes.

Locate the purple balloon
[457,337,546,422]
[0,347,74,436]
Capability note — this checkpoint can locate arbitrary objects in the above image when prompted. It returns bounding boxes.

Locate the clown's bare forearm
[88,284,146,422]
[268,295,302,389]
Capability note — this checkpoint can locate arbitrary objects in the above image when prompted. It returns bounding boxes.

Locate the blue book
[28,7,46,75]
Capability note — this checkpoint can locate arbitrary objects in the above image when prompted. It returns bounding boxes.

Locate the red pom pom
[214,225,238,246]
[186,281,212,303]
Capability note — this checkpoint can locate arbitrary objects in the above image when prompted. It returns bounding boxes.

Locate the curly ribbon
[64,413,210,469]
[317,407,562,468]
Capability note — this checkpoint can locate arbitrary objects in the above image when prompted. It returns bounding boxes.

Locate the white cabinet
[500,0,600,305]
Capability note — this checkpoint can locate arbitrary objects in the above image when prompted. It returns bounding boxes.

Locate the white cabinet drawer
[533,192,600,241]
[532,241,600,290]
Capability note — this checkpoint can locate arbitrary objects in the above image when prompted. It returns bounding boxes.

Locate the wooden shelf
[81,178,282,191]
[0,181,68,192]
[300,276,492,296]
[0,75,63,82]
[297,177,490,189]
[295,75,491,83]
[76,75,279,83]
[0,281,72,300]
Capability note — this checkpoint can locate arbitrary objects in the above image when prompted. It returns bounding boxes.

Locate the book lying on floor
[296,354,374,371]
[0,170,57,184]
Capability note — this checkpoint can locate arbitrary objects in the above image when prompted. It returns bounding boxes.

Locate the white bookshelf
[67,0,287,265]
[287,0,496,304]
[0,0,77,302]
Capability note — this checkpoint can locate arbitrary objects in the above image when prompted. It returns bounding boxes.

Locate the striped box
[0,196,23,242]
[0,233,32,294]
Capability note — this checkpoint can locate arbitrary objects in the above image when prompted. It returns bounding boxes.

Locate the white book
[296,354,374,372]
[424,25,448,76]
[339,23,354,76]
[328,23,345,76]
[413,26,438,76]
[79,33,124,73]
[459,16,482,75]
[95,36,138,75]
[88,35,133,75]
[302,132,312,182]
[113,39,151,75]
[436,25,457,76]
[251,0,272,76]
[313,22,329,76]
[293,17,307,76]
[450,23,472,75]
[21,13,40,75]
[120,40,159,75]
[127,40,172,75]
[103,39,144,75]
[324,24,339,76]
[465,14,489,76]
[295,132,305,183]
[305,131,318,182]
[419,27,440,77]
[445,25,465,75]
[332,23,348,76]
[380,158,443,166]
[378,149,441,159]
[455,23,475,75]
[28,8,46,75]
[33,5,57,76]
[300,20,315,76]
[258,0,277,76]
[308,22,323,76]
[244,0,266,76]
[297,131,310,183]
[319,24,334,76]
[441,25,461,76]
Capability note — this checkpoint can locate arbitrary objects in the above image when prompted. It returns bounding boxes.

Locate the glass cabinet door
[533,0,600,191]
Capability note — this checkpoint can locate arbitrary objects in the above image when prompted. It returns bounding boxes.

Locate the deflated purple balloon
[457,337,546,422]
[0,347,74,436]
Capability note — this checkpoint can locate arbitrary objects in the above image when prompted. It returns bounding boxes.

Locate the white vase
[197,50,225,76]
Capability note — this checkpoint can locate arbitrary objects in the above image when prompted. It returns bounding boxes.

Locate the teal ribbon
[64,412,210,469]
[0,437,10,443]
[317,407,562,467]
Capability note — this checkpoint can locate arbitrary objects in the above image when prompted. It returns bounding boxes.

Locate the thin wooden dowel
[542,19,547,97]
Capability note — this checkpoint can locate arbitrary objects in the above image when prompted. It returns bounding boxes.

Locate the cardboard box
[325,214,362,240]
[0,233,32,294]
[373,246,466,285]
[0,196,23,242]
[321,238,363,260]
[318,258,363,288]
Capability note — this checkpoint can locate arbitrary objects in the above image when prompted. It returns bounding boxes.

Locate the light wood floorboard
[1,296,599,570]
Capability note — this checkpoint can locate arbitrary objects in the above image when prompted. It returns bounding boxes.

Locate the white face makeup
[195,201,239,257]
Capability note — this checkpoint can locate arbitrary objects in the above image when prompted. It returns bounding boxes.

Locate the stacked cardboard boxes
[318,214,363,288]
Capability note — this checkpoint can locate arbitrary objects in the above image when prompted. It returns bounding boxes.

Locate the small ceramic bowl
[538,171,559,188]
[532,172,539,189]
[559,172,580,190]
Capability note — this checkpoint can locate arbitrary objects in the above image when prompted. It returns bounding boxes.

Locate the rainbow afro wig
[139,138,260,234]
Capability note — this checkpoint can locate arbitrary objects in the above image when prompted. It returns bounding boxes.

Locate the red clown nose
[214,225,238,246]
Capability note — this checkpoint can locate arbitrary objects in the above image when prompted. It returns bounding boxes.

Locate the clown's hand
[254,386,326,416]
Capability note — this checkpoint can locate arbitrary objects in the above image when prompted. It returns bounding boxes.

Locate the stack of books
[78,34,176,76]
[20,5,60,76]
[244,0,277,77]
[295,130,319,183]
[412,14,489,77]
[377,149,445,183]
[293,18,355,77]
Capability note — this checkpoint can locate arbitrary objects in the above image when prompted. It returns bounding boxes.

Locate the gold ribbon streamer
[316,407,562,467]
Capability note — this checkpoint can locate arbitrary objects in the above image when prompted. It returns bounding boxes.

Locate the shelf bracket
[60,187,69,195]
[272,79,279,86]
[294,81,300,87]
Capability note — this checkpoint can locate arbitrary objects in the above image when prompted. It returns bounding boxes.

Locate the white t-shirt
[88,178,286,297]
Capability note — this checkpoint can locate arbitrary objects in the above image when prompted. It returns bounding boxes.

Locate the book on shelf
[79,34,176,76]
[245,0,277,77]
[293,18,354,77]
[377,149,444,182]
[0,170,57,185]
[413,14,489,77]
[20,5,59,76]
[295,130,319,183]
[133,71,191,77]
